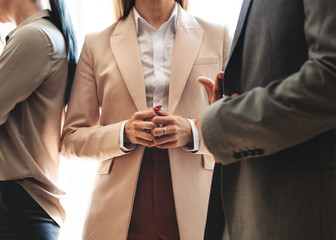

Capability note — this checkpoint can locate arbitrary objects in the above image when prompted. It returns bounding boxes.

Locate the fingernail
[153,105,163,112]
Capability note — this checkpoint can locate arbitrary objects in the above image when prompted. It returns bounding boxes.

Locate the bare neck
[135,0,176,30]
[9,0,42,25]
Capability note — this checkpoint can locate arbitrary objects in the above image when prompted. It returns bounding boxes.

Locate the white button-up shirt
[134,3,177,110]
[120,3,199,152]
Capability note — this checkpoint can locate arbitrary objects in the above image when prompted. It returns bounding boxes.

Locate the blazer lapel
[168,6,203,114]
[227,0,253,60]
[110,12,147,111]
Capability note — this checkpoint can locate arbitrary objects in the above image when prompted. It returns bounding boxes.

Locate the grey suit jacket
[202,0,336,239]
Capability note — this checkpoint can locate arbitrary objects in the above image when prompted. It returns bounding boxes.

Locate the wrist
[124,120,131,142]
[184,118,193,143]
[184,118,200,152]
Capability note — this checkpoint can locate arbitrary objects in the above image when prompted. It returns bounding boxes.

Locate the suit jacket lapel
[168,6,203,114]
[227,0,253,61]
[110,12,147,111]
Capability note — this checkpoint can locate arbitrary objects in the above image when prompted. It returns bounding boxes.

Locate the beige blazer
[62,6,230,240]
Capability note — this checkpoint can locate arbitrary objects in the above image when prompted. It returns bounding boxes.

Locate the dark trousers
[0,181,60,240]
[128,148,180,240]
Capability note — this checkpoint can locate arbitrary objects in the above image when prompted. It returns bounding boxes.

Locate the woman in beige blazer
[0,0,76,239]
[61,0,230,239]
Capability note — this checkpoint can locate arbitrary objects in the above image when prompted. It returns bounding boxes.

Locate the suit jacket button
[249,150,257,156]
[233,152,242,159]
[256,149,265,155]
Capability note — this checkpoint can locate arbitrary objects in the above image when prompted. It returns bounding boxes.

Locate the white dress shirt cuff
[182,119,200,152]
[119,121,136,152]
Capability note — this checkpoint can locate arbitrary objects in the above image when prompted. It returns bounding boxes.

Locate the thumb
[213,71,224,101]
[197,76,214,104]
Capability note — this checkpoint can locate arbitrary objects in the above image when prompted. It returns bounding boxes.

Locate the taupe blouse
[0,10,68,226]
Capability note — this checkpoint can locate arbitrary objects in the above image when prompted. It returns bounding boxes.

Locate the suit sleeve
[201,0,336,164]
[0,26,50,124]
[61,36,127,161]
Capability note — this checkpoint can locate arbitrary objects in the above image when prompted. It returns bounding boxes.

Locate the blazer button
[256,149,265,155]
[233,152,242,159]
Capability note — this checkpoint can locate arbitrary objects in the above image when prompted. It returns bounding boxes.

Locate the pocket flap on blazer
[96,158,114,175]
[194,56,219,65]
[202,155,215,170]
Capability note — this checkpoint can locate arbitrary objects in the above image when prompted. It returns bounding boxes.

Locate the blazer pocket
[96,158,114,175]
[202,155,215,170]
[194,56,219,65]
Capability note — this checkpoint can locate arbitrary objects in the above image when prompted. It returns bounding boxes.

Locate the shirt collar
[6,9,50,43]
[133,2,178,35]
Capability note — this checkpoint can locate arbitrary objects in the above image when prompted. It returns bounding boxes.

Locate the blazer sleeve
[201,0,336,164]
[61,36,127,161]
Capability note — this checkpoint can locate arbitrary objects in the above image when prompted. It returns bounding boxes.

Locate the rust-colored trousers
[128,148,180,240]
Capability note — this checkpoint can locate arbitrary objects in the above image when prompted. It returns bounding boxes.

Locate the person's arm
[0,25,50,124]
[61,36,126,161]
[201,0,336,164]
[61,36,157,161]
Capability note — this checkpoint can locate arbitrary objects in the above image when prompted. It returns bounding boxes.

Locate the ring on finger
[163,127,167,135]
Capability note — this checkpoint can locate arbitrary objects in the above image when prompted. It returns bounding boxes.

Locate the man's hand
[196,72,239,163]
[197,71,224,104]
[196,71,225,143]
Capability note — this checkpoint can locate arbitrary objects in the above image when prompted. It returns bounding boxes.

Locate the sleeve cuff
[182,119,200,152]
[119,121,136,152]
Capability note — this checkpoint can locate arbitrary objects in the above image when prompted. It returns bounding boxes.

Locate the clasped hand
[124,108,193,149]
